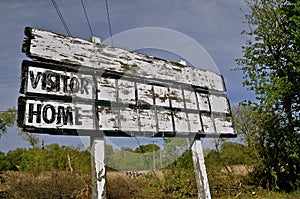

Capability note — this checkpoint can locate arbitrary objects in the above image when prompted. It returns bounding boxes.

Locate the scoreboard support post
[92,138,212,199]
[92,137,106,199]
[192,139,211,199]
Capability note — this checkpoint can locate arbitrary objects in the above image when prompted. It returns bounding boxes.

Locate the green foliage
[204,138,264,197]
[106,151,197,199]
[5,148,27,171]
[0,108,17,137]
[236,0,300,192]
[220,142,257,166]
[163,168,198,199]
[106,138,189,171]
[163,150,198,198]
[0,144,92,198]
[0,144,91,174]
[177,150,194,169]
[135,143,160,153]
[162,138,189,167]
[0,151,9,172]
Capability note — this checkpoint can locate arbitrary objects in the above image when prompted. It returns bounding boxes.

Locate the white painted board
[18,93,235,136]
[21,62,94,99]
[19,97,94,130]
[23,27,225,92]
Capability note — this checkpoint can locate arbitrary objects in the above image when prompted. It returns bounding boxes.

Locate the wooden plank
[18,97,95,132]
[192,140,211,199]
[20,60,94,99]
[23,27,225,92]
[18,96,235,137]
[92,138,106,198]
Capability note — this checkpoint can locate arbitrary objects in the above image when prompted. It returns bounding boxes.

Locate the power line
[104,0,114,47]
[50,0,72,37]
[81,0,94,37]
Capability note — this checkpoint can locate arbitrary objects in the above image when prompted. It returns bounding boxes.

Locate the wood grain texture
[192,140,211,199]
[23,27,225,92]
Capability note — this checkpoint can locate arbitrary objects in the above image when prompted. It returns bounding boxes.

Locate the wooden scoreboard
[17,27,236,199]
[18,27,235,139]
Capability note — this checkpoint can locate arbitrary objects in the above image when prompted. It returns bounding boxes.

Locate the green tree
[232,104,262,161]
[0,108,17,137]
[6,148,27,170]
[237,0,300,191]
[220,142,256,166]
[65,147,91,174]
[45,143,67,170]
[163,138,189,168]
[18,131,40,148]
[0,151,9,172]
[135,144,160,153]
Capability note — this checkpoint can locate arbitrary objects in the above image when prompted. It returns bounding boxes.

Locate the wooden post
[91,137,106,199]
[192,139,211,199]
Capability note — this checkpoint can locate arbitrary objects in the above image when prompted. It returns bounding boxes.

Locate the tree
[6,148,27,170]
[18,131,40,148]
[0,108,17,137]
[232,103,262,161]
[0,151,9,172]
[237,0,300,191]
[163,138,189,168]
[135,144,160,153]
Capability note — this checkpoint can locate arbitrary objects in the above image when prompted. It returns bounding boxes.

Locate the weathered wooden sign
[20,60,94,99]
[18,27,236,138]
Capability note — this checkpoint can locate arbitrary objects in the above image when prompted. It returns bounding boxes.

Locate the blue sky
[0,0,255,152]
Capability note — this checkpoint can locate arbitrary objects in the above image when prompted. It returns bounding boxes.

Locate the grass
[1,169,299,198]
[217,189,300,199]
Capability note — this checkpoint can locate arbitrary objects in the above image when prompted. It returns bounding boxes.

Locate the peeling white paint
[98,106,118,130]
[173,111,189,133]
[184,90,198,110]
[118,79,135,104]
[209,95,229,113]
[192,140,211,199]
[197,93,210,112]
[120,107,139,132]
[169,88,184,109]
[188,113,202,132]
[201,115,215,134]
[26,28,226,92]
[137,83,153,105]
[153,86,169,107]
[20,28,236,137]
[157,109,173,132]
[93,139,106,199]
[22,98,94,130]
[139,109,156,132]
[97,78,116,101]
[215,117,234,134]
[24,66,94,99]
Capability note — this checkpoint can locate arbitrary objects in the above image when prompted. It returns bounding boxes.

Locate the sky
[0,0,255,152]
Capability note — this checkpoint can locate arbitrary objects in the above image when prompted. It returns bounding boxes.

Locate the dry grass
[0,171,91,199]
[221,165,254,176]
[106,170,167,199]
[2,169,299,199]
